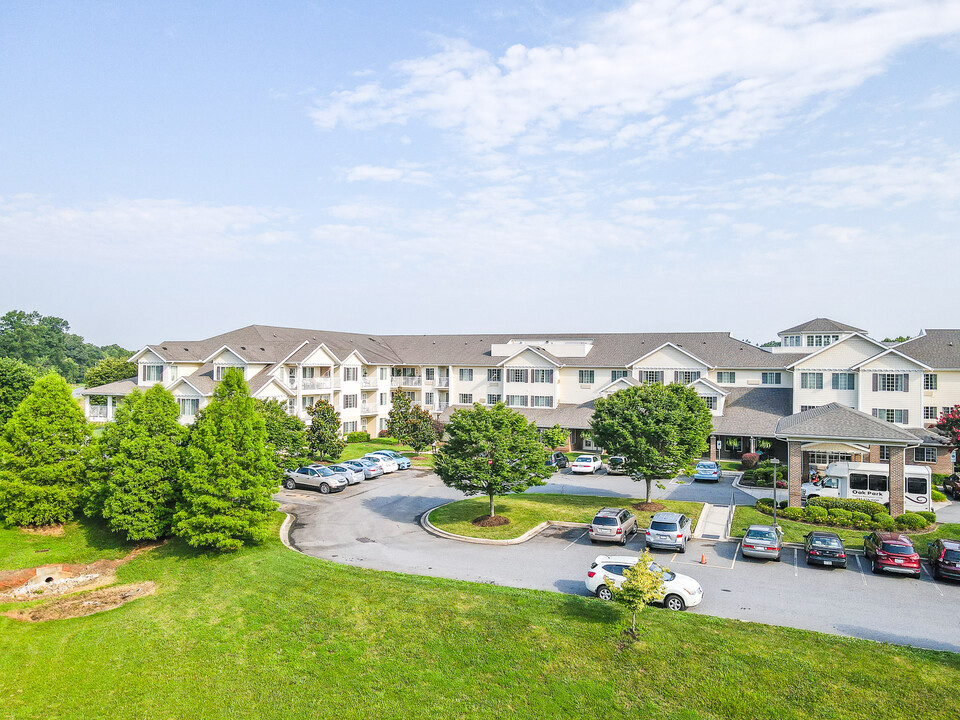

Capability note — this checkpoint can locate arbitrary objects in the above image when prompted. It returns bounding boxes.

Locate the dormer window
[142,364,164,382]
[215,364,245,381]
[782,335,801,347]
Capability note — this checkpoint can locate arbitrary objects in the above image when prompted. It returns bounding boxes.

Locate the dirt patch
[18,524,65,537]
[631,501,666,513]
[4,582,156,622]
[472,514,511,527]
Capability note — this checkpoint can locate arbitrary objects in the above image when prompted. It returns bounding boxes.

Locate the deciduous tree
[0,373,91,525]
[84,356,137,389]
[542,424,569,450]
[406,406,436,455]
[435,403,551,518]
[254,398,309,471]
[607,550,667,635]
[0,357,39,424]
[306,399,345,462]
[174,369,278,550]
[589,383,713,502]
[936,406,960,453]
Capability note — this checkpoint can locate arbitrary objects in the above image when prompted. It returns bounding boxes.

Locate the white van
[800,461,932,511]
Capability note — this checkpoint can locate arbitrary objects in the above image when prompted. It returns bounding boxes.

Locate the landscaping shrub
[933,473,950,488]
[779,500,788,510]
[850,511,871,524]
[932,489,946,502]
[803,505,828,522]
[918,510,937,525]
[740,452,760,469]
[779,507,804,520]
[894,512,930,531]
[757,497,774,509]
[828,508,853,523]
[377,429,390,438]
[346,431,370,443]
[876,514,896,531]
[806,496,888,517]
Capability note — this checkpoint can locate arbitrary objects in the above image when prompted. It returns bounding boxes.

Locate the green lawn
[1,519,959,719]
[333,437,435,468]
[731,505,960,550]
[429,494,703,540]
[719,460,742,472]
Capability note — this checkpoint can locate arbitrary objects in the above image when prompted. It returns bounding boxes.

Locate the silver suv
[645,512,692,553]
[588,508,638,546]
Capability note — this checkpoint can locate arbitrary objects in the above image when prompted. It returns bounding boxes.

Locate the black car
[804,531,847,568]
[545,451,569,469]
[928,538,960,581]
[943,473,960,499]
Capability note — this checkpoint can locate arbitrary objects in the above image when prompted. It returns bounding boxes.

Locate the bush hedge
[932,489,947,502]
[806,496,888,517]
[740,452,760,469]
[753,501,934,532]
[895,512,929,531]
[918,510,937,524]
[933,473,951,487]
[346,431,370,443]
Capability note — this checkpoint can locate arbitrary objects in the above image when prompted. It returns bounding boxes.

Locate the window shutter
[872,409,879,418]
[902,374,909,392]
[872,374,878,392]
[674,371,679,383]
[902,409,909,424]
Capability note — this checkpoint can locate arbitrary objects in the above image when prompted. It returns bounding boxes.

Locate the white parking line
[921,564,945,596]
[855,555,868,586]
[794,548,799,577]
[563,531,588,550]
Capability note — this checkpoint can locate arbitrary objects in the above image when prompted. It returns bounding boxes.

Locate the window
[700,396,717,410]
[832,373,855,390]
[487,394,502,405]
[177,397,199,416]
[872,408,909,424]
[873,373,907,392]
[380,367,388,380]
[302,367,315,379]
[611,370,628,381]
[343,421,357,434]
[287,398,296,414]
[215,365,244,381]
[487,368,501,382]
[379,392,388,406]
[805,334,840,347]
[142,364,164,382]
[868,475,888,492]
[924,406,938,420]
[808,452,852,465]
[424,392,434,405]
[378,418,388,431]
[907,476,929,494]
[578,370,595,384]
[761,372,781,385]
[425,367,435,381]
[783,335,801,347]
[532,369,553,383]
[507,368,528,383]
[458,393,473,404]
[800,405,819,412]
[716,371,735,384]
[801,372,823,390]
[849,473,868,490]
[924,373,938,390]
[506,395,528,407]
[641,370,663,385]
[302,396,315,409]
[532,395,553,407]
[914,447,937,463]
[343,367,358,382]
[945,407,954,417]
[403,391,416,401]
[879,446,891,461]
[674,370,701,384]
[459,369,474,382]
[343,394,358,409]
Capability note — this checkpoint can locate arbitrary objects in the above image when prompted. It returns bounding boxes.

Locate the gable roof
[689,377,728,395]
[850,346,932,371]
[711,388,792,437]
[775,403,919,444]
[894,330,960,369]
[628,342,714,369]
[779,318,866,335]
[596,376,639,394]
[785,332,887,368]
[495,345,563,368]
[81,377,138,396]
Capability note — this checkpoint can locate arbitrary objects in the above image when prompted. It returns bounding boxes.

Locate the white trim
[128,345,169,363]
[689,376,729,395]
[201,344,250,364]
[340,349,369,366]
[168,377,212,397]
[278,340,310,365]
[627,342,714,369]
[785,333,886,369]
[850,346,932,371]
[252,377,295,398]
[596,376,638,394]
[495,346,562,368]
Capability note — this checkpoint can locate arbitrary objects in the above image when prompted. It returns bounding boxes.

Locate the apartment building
[83,318,958,477]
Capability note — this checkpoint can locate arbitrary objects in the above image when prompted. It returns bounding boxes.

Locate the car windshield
[810,536,842,548]
[609,457,624,465]
[592,517,619,526]
[315,467,335,477]
[944,550,960,562]
[575,456,593,462]
[881,542,914,555]
[697,463,716,470]
[650,521,677,531]
[745,530,778,543]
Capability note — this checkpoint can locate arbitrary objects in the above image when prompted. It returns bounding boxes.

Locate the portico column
[750,437,756,454]
[709,435,717,462]
[888,446,905,517]
[788,440,803,507]
[106,395,114,420]
[83,394,90,419]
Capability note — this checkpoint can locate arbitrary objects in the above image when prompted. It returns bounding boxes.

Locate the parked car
[863,531,921,578]
[927,538,960,581]
[283,466,348,494]
[645,512,692,553]
[327,463,364,485]
[804,531,846,568]
[341,458,383,480]
[570,454,603,474]
[364,453,398,473]
[693,460,722,482]
[943,473,960,499]
[585,555,703,610]
[368,449,412,470]
[588,508,638,545]
[741,524,784,561]
[606,456,627,475]
[545,451,569,470]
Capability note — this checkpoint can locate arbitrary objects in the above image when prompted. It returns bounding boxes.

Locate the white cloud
[345,164,433,184]
[311,1,960,151]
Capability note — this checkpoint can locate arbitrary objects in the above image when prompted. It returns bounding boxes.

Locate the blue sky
[1,1,959,349]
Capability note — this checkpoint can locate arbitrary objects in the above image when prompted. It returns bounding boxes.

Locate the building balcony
[434,377,450,387]
[360,377,378,388]
[360,403,378,415]
[302,378,334,390]
[391,376,422,387]
[437,402,449,411]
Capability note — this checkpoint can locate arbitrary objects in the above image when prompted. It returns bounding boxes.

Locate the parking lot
[278,468,960,653]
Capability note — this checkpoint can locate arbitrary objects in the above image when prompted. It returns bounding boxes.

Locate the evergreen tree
[173,369,279,550]
[254,398,310,471]
[406,405,437,455]
[387,390,413,443]
[91,385,186,540]
[0,357,39,424]
[0,373,91,525]
[306,399,345,461]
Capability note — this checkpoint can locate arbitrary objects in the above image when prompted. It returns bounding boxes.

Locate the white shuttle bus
[800,461,932,512]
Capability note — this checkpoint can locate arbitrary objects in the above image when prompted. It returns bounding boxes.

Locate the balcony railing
[435,377,450,387]
[391,376,422,387]
[302,377,333,390]
[360,377,378,388]
[88,405,109,419]
[437,402,449,411]
[360,403,378,414]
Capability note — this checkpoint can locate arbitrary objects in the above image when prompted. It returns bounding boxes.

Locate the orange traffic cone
[699,554,706,565]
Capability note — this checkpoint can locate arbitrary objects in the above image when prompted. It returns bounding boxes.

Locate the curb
[692,503,712,539]
[278,510,303,554]
[420,502,588,545]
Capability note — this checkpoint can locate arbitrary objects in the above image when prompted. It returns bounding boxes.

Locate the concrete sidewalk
[695,502,732,540]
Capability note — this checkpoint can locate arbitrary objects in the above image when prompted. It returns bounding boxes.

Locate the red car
[863,531,921,578]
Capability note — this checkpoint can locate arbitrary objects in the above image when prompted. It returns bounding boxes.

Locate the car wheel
[805,555,812,565]
[620,534,628,546]
[284,478,296,490]
[596,585,613,601]
[914,571,922,579]
[590,539,596,544]
[774,554,781,562]
[871,560,881,574]
[679,541,686,554]
[933,564,941,580]
[319,483,331,494]
[664,594,685,611]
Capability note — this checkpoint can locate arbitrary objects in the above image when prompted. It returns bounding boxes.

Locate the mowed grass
[731,505,960,550]
[0,518,133,569]
[1,518,960,719]
[429,494,703,540]
[334,437,435,468]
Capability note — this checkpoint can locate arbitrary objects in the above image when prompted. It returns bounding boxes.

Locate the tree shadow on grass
[556,590,622,625]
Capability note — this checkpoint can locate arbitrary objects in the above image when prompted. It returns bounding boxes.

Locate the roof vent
[161,346,168,350]
[240,346,246,350]
[260,347,265,351]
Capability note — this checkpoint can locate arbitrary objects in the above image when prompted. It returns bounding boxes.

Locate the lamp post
[770,458,781,527]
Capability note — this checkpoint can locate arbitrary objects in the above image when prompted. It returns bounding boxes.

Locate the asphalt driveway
[279,468,960,653]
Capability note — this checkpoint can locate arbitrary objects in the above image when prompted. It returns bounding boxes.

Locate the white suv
[585,555,703,611]
[645,512,693,553]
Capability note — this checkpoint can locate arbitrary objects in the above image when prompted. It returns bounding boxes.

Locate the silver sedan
[317,463,364,486]
[741,524,784,562]
[341,458,384,480]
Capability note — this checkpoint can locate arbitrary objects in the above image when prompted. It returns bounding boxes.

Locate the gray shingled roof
[711,388,793,437]
[779,318,865,335]
[775,403,919,443]
[80,378,138,396]
[439,402,596,429]
[894,330,960,369]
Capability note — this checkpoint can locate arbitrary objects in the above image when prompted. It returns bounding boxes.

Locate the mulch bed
[472,515,511,527]
[631,502,665,512]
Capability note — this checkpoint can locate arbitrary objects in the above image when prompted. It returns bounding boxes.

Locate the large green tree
[84,356,137,389]
[589,383,713,502]
[542,424,569,450]
[406,405,437,455]
[0,357,39,424]
[305,399,345,461]
[88,385,186,540]
[0,373,91,525]
[435,403,551,518]
[254,398,310,471]
[387,390,413,444]
[173,370,279,550]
